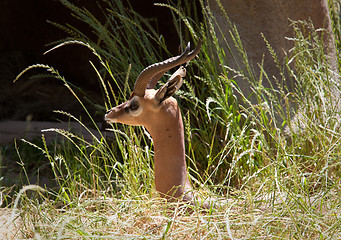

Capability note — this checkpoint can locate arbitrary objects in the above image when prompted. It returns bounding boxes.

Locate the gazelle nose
[106,109,112,114]
[104,111,111,121]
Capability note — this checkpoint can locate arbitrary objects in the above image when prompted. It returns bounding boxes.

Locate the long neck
[145,105,192,200]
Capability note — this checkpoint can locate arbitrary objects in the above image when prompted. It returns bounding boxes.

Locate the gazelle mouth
[104,114,116,123]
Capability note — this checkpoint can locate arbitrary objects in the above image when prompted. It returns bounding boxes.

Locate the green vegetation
[1,0,340,238]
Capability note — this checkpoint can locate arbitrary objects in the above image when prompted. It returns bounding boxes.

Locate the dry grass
[2,0,341,239]
[2,184,338,239]
[0,208,22,239]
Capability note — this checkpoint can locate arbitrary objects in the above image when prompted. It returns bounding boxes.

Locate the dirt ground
[0,120,110,145]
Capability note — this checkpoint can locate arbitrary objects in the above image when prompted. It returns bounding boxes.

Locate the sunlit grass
[2,0,341,238]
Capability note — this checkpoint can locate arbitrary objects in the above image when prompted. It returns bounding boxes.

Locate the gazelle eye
[129,100,139,111]
[124,96,143,116]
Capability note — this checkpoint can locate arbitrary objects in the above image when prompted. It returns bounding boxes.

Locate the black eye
[129,100,139,111]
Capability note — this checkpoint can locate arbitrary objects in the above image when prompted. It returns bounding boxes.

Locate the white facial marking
[129,96,143,117]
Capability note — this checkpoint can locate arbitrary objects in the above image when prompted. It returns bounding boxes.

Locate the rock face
[208,0,337,100]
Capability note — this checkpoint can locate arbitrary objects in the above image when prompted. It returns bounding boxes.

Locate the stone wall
[208,0,337,100]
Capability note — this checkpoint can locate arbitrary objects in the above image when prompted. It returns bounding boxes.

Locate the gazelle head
[105,40,201,127]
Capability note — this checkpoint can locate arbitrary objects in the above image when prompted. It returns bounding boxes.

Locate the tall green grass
[5,0,341,238]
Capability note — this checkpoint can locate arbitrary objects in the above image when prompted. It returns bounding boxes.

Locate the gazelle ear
[155,67,186,103]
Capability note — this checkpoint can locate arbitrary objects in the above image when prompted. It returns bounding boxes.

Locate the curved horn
[184,38,202,63]
[147,39,202,90]
[133,39,202,97]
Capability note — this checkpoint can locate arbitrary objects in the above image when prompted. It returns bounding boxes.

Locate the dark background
[0,0,187,123]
